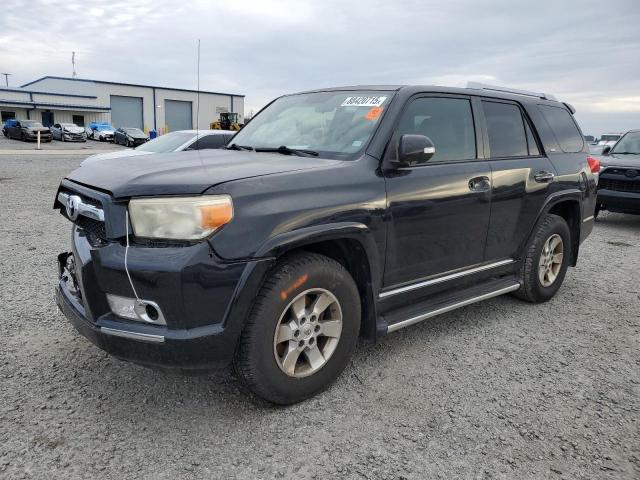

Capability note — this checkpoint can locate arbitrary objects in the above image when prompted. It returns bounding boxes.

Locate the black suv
[596,130,640,216]
[54,84,597,404]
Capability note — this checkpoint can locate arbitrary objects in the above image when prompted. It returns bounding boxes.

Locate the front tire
[234,252,361,405]
[514,214,571,303]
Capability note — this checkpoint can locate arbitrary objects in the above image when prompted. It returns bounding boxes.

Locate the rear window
[539,105,584,153]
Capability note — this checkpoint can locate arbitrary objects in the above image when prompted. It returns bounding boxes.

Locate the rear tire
[233,252,361,405]
[514,214,571,303]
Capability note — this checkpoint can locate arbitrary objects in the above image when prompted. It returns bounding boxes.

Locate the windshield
[125,128,144,135]
[230,90,393,158]
[23,121,42,127]
[61,123,77,128]
[135,132,194,152]
[611,132,640,154]
[600,134,620,142]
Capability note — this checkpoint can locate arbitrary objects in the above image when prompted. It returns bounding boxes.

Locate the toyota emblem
[624,169,638,178]
[66,195,82,221]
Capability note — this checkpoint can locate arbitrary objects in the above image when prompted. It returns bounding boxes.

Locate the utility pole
[1,73,10,87]
[72,52,77,79]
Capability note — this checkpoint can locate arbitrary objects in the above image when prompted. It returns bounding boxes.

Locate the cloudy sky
[1,0,638,135]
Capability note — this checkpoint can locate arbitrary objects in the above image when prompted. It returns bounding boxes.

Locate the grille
[599,178,640,194]
[76,216,107,241]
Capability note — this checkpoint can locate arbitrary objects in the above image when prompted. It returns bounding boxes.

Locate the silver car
[80,130,234,165]
[51,123,87,142]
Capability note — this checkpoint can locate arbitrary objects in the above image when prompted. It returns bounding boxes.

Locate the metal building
[0,76,244,133]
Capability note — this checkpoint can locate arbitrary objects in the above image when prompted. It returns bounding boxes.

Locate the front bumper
[598,190,640,214]
[56,227,273,370]
[27,132,52,141]
[63,133,87,142]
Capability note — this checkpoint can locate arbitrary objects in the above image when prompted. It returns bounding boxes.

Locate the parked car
[113,127,148,147]
[51,123,87,142]
[81,130,234,165]
[2,118,18,137]
[596,129,640,216]
[5,119,52,142]
[86,122,116,142]
[54,84,596,404]
[597,133,622,148]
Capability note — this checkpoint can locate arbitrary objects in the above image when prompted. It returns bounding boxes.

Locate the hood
[66,149,340,198]
[80,149,152,166]
[29,126,50,132]
[128,132,148,139]
[64,126,85,134]
[601,153,640,169]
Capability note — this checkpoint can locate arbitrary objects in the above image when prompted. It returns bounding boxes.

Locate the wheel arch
[527,191,582,266]
[254,222,382,340]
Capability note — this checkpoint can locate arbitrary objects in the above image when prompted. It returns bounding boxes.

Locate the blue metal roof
[21,76,245,98]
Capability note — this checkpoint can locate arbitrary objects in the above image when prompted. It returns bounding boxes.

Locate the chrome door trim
[379,259,515,299]
[582,215,594,223]
[387,282,520,333]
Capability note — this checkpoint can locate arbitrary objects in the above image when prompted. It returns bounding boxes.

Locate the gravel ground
[0,154,639,480]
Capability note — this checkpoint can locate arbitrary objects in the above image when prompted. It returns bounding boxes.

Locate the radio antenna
[195,39,201,149]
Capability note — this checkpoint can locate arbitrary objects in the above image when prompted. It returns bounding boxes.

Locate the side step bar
[387,282,520,333]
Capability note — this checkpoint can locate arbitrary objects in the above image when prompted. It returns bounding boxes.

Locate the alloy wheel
[538,234,564,287]
[273,288,342,378]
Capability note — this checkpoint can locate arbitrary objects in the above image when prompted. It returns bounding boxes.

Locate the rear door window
[395,97,476,162]
[482,101,529,158]
[538,104,584,152]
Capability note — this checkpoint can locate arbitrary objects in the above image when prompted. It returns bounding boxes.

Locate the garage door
[110,95,143,129]
[165,100,192,132]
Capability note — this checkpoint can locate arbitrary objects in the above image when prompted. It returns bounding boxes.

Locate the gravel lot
[1,154,638,480]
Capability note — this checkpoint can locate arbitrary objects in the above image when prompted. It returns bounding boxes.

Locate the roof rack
[466,82,557,101]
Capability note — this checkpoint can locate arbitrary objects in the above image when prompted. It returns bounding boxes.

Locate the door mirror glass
[601,145,611,156]
[397,134,435,167]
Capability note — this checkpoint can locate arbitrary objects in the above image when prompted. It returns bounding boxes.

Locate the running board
[386,280,520,333]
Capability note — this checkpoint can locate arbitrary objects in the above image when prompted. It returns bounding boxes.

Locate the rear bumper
[598,189,640,214]
[55,227,274,370]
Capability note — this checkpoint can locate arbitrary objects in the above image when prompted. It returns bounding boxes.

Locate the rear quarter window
[538,105,584,153]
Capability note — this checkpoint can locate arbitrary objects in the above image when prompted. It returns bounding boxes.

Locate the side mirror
[601,145,611,156]
[396,134,435,167]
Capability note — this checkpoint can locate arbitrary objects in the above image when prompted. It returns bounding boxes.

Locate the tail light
[587,156,600,173]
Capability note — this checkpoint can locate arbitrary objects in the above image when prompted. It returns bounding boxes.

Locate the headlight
[128,195,233,240]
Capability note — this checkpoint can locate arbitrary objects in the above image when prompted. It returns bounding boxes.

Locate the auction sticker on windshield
[341,96,387,107]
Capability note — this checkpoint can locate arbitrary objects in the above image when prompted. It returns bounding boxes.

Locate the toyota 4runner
[55,83,597,404]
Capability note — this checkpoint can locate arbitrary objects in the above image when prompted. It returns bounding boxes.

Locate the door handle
[468,176,491,192]
[534,171,555,183]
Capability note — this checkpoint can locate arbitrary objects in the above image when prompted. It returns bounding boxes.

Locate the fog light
[106,294,166,325]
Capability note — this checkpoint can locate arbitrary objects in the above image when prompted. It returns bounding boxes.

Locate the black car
[54,84,596,404]
[596,130,640,216]
[6,119,52,142]
[114,127,148,147]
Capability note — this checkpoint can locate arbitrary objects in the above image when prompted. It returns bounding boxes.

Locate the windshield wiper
[255,145,319,157]
[226,143,255,151]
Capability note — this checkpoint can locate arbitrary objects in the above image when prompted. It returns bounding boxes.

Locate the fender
[520,188,583,265]
[247,221,384,340]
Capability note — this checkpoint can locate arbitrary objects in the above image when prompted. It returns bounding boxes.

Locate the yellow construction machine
[210,112,242,131]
